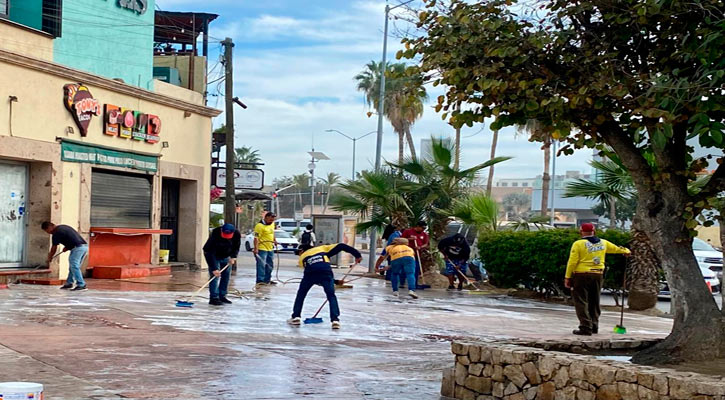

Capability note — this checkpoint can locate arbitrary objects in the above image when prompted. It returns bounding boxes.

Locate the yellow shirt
[254,222,275,252]
[298,244,335,268]
[565,238,630,278]
[384,244,415,261]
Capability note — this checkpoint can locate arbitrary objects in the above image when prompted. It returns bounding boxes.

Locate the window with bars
[42,0,62,37]
[0,0,8,18]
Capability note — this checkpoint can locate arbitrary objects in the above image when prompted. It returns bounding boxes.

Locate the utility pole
[550,140,558,227]
[222,37,236,227]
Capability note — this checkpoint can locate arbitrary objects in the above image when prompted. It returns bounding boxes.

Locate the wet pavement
[0,252,673,399]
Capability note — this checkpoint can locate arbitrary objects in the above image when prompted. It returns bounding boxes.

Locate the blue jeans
[390,257,416,293]
[255,250,274,283]
[66,245,88,287]
[204,253,231,299]
[292,269,340,321]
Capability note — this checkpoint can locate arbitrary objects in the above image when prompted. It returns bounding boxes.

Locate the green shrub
[477,229,631,296]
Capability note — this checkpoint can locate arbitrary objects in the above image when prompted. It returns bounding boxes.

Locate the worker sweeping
[203,223,241,306]
[374,237,419,299]
[565,223,630,335]
[288,243,362,329]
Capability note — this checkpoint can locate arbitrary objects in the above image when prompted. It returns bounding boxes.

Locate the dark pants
[571,273,603,333]
[292,269,340,322]
[204,253,231,299]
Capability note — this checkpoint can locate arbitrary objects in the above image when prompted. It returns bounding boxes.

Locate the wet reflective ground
[0,254,672,399]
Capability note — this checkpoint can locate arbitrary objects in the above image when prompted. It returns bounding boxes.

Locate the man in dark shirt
[42,222,89,291]
[288,243,362,329]
[202,223,241,306]
[437,233,471,290]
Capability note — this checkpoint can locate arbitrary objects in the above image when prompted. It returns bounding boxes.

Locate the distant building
[494,177,537,188]
[421,137,452,161]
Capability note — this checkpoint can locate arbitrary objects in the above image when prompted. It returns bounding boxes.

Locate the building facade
[0,2,220,280]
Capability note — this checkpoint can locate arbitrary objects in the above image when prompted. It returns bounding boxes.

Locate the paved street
[0,252,673,399]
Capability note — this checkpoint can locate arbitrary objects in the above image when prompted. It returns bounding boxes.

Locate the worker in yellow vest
[565,223,630,336]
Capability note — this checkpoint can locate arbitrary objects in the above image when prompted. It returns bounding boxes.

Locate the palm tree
[394,138,510,275]
[452,193,500,232]
[235,146,261,167]
[355,61,427,164]
[486,130,499,196]
[563,159,634,229]
[321,172,342,213]
[330,169,416,232]
[517,120,553,217]
[292,173,310,212]
[501,193,531,220]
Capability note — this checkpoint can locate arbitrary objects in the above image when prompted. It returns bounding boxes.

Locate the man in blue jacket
[288,243,362,329]
[202,223,241,306]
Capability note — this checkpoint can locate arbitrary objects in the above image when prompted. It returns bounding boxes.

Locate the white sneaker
[392,291,399,297]
[287,317,301,325]
[409,290,418,299]
[331,321,341,329]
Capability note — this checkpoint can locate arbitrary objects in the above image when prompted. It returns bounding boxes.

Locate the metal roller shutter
[91,170,152,228]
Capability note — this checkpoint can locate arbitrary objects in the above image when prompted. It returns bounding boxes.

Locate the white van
[275,218,310,234]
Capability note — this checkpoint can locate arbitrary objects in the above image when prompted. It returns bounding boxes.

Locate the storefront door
[0,162,28,267]
[160,179,180,262]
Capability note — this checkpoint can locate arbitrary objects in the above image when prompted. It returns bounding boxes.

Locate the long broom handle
[191,263,230,298]
[310,264,357,319]
[620,260,628,326]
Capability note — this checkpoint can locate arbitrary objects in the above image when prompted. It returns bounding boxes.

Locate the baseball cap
[580,223,595,232]
[221,223,235,239]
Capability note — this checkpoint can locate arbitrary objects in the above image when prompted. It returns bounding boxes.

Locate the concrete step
[92,264,171,279]
[19,278,65,285]
[0,269,52,285]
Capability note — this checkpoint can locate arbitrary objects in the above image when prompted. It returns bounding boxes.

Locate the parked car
[659,237,721,297]
[275,218,310,234]
[244,229,299,253]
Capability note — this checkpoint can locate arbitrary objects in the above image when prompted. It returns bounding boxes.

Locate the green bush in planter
[477,229,631,296]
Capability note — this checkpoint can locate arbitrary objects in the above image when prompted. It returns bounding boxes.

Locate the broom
[304,265,356,324]
[176,264,230,308]
[613,260,628,334]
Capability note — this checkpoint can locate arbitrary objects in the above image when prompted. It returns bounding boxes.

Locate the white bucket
[0,382,44,400]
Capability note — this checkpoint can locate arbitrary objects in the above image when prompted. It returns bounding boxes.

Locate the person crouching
[375,237,419,299]
[288,243,362,329]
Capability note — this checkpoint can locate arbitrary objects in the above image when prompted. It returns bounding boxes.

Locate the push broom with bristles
[304,264,356,324]
[613,261,628,334]
[176,264,229,308]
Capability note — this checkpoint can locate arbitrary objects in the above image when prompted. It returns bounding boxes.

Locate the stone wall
[442,342,725,400]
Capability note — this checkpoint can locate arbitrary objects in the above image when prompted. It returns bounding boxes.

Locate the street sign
[215,168,264,190]
[294,212,304,222]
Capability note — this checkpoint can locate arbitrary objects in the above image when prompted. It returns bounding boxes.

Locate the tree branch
[695,161,725,202]
[597,120,654,187]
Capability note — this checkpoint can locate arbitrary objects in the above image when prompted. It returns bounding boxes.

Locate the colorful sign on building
[116,0,148,15]
[104,104,161,144]
[63,84,101,137]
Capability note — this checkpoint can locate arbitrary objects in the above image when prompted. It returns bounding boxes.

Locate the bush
[477,229,631,296]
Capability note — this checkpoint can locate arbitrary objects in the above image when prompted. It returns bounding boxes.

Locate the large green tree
[404,0,725,363]
[355,61,428,163]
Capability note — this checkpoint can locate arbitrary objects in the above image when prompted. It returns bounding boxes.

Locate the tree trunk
[540,139,551,217]
[398,131,405,165]
[486,130,499,196]
[627,228,659,311]
[608,195,617,230]
[405,127,417,162]
[454,125,461,170]
[719,216,725,316]
[630,193,725,364]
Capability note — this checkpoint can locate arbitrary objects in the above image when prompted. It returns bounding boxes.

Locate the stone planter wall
[442,341,725,400]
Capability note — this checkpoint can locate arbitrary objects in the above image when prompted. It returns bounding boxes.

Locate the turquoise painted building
[7,0,155,89]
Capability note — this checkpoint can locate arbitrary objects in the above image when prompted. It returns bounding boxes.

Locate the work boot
[592,325,599,334]
[331,320,341,329]
[447,285,455,291]
[287,317,301,326]
[392,291,399,297]
[59,283,73,290]
[267,281,278,285]
[219,296,232,304]
[71,285,87,291]
[457,281,463,291]
[572,329,592,336]
[209,298,223,306]
[408,290,418,299]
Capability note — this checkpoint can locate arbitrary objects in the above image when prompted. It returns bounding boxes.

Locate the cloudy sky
[156,0,594,184]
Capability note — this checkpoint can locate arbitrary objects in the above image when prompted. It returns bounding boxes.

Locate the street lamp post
[550,140,558,227]
[368,0,416,273]
[325,129,376,180]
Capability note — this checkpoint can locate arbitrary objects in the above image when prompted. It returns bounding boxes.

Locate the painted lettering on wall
[104,104,161,144]
[63,83,101,137]
[116,0,147,15]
